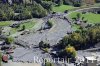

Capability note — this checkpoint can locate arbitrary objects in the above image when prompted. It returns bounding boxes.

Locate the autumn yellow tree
[88,26,100,43]
[69,32,86,47]
[64,44,77,59]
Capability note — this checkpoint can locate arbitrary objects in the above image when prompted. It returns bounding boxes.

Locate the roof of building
[85,56,97,60]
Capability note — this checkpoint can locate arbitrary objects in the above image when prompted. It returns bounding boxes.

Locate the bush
[0,27,2,35]
[14,10,33,20]
[97,11,100,14]
[64,45,77,58]
[45,62,54,66]
[74,3,81,7]
[6,37,14,44]
[47,20,53,28]
[43,48,49,53]
[41,1,53,12]
[39,41,50,48]
[31,4,47,18]
[0,4,15,21]
[22,25,25,31]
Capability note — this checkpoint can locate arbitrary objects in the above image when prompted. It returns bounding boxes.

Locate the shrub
[6,37,14,44]
[43,48,49,53]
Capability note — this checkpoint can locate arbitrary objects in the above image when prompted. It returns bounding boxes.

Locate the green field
[69,12,100,24]
[20,21,36,29]
[72,24,81,31]
[10,21,36,34]
[53,5,75,12]
[0,21,12,26]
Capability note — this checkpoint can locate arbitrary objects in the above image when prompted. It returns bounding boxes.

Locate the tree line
[57,24,100,50]
[0,0,84,21]
[0,1,51,21]
[52,24,100,62]
[0,0,100,21]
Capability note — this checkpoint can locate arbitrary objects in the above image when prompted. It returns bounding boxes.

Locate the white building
[84,56,98,66]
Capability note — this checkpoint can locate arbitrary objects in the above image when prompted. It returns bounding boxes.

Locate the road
[66,7,100,16]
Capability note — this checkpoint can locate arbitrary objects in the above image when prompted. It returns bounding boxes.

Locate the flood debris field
[15,13,72,47]
[11,13,72,64]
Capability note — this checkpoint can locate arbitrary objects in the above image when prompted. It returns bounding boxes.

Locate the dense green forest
[1,0,100,21]
[0,0,53,21]
[0,2,48,21]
